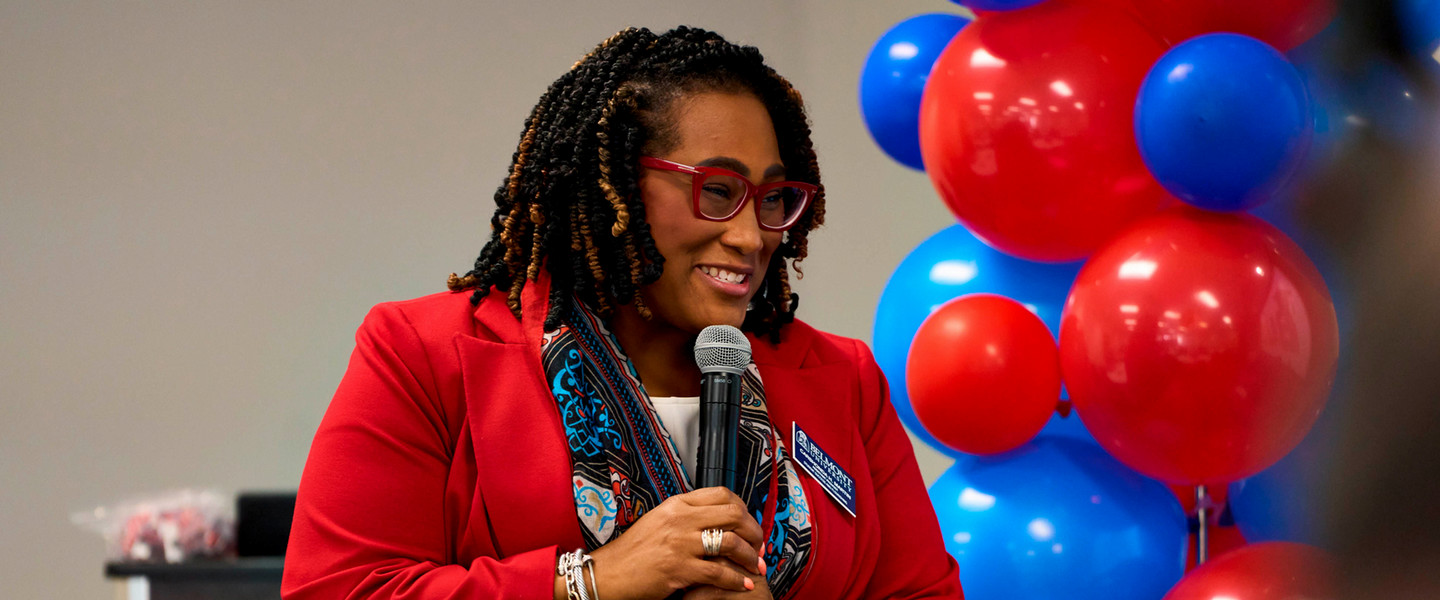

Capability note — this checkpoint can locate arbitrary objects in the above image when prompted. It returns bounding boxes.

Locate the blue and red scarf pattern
[541,300,814,597]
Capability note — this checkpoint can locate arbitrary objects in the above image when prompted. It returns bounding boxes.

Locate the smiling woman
[282,26,962,600]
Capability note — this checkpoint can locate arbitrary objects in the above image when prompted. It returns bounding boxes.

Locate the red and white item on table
[73,488,236,563]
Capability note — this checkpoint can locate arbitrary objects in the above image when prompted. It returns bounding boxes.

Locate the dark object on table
[236,492,296,558]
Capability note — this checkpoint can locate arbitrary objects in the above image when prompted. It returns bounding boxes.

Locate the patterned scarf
[541,299,814,597]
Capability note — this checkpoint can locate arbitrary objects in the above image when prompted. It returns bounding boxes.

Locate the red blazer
[283,274,962,599]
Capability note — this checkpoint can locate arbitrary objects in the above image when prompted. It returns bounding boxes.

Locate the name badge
[792,422,856,517]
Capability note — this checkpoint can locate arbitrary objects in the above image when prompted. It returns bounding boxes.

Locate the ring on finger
[701,528,724,557]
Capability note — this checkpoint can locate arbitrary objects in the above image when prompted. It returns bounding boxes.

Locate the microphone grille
[694,325,751,374]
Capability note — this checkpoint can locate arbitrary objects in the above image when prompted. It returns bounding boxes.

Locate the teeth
[700,266,747,284]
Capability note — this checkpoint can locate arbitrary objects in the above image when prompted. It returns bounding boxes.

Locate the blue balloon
[1039,410,1095,445]
[930,437,1187,600]
[1136,33,1313,211]
[859,13,969,170]
[874,225,1081,457]
[952,0,1048,11]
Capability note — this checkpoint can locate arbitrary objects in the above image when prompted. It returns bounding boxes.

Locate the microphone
[693,325,751,492]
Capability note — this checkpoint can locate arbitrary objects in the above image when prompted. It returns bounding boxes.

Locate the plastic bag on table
[71,488,236,563]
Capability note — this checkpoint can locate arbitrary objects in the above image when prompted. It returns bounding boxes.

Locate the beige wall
[0,1,958,596]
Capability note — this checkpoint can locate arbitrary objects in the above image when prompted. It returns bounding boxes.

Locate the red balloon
[1166,542,1336,600]
[1186,525,1248,572]
[1060,208,1338,484]
[1122,0,1337,51]
[919,0,1170,262]
[907,294,1061,454]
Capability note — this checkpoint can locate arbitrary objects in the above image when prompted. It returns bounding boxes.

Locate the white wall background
[0,1,962,596]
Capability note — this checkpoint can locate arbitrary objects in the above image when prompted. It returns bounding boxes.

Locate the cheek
[756,233,784,278]
[649,219,710,265]
[762,233,783,259]
[638,191,690,257]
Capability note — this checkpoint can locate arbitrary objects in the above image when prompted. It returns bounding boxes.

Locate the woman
[282,26,961,600]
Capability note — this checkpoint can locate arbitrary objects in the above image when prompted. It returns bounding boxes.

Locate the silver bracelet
[557,549,598,600]
[584,556,600,600]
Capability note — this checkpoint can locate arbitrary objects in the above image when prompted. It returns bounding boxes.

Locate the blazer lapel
[457,274,583,556]
[758,361,855,458]
[753,340,857,600]
[751,331,857,454]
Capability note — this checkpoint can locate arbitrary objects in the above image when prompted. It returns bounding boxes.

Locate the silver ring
[702,528,724,557]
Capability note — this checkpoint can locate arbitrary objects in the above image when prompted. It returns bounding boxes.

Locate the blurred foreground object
[1298,1,1440,599]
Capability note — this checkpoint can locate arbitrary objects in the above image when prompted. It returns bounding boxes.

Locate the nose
[719,196,766,256]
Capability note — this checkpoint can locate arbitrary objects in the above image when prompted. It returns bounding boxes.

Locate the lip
[695,264,754,297]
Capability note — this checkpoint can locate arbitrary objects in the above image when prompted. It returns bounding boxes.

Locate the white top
[651,396,701,477]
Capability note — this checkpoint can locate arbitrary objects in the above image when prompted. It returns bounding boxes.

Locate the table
[106,557,283,600]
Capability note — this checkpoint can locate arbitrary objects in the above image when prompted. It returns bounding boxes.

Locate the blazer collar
[471,272,553,349]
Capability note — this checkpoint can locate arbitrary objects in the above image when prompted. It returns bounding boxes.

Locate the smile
[699,265,749,284]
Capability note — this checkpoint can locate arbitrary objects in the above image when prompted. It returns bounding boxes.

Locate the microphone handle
[696,371,742,492]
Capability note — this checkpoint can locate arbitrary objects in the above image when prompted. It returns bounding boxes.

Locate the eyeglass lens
[699,172,808,227]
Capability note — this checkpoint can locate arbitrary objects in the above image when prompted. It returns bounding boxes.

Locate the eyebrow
[696,156,787,180]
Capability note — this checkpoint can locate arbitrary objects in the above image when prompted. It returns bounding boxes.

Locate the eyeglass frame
[638,156,817,232]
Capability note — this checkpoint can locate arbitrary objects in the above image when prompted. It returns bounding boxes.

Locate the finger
[680,584,732,600]
[689,503,763,547]
[680,584,728,600]
[683,486,745,507]
[686,559,771,599]
[679,588,712,600]
[717,531,761,575]
[687,558,755,593]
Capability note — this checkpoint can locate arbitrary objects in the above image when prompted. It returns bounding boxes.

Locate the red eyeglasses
[638,156,817,232]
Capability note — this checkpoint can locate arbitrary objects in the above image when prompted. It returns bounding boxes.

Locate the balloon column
[862,1,1343,597]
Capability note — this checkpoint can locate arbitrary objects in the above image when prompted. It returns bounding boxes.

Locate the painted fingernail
[758,557,767,575]
[744,577,755,591]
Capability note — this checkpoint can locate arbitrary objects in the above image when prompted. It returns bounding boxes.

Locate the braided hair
[447,26,825,340]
